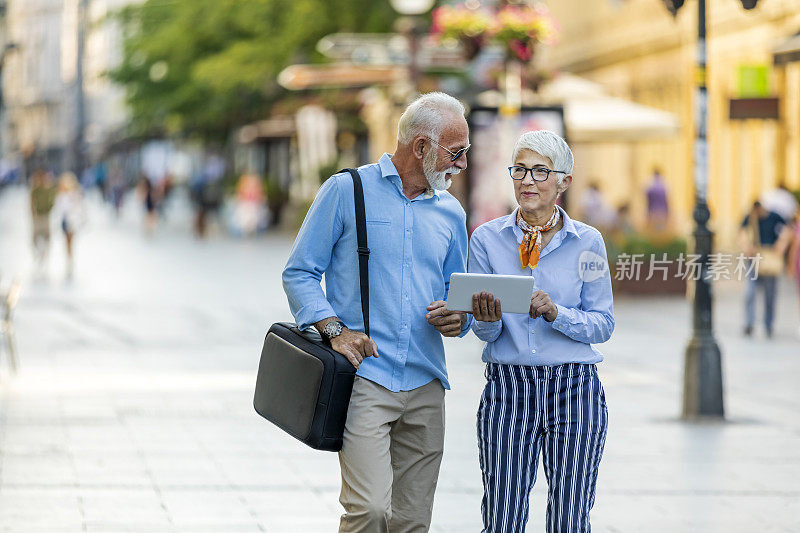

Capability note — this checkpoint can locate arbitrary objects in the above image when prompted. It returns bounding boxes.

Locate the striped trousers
[477,362,608,533]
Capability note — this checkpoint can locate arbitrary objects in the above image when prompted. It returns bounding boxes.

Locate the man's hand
[426,300,466,337]
[329,329,379,369]
[471,292,502,322]
[530,290,558,322]
[315,318,379,369]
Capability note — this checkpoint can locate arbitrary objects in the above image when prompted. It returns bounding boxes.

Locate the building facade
[546,0,800,248]
[3,0,132,175]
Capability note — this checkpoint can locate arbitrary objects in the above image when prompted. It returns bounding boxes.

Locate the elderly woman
[469,130,614,533]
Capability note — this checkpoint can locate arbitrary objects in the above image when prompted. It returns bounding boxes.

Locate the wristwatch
[322,320,346,342]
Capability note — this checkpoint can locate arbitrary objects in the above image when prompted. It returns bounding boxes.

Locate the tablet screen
[447,273,535,314]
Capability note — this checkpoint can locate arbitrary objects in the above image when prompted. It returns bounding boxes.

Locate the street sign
[737,64,770,97]
[277,64,406,90]
[316,32,465,69]
[317,33,409,64]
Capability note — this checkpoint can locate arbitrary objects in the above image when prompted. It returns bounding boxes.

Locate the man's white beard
[423,147,459,191]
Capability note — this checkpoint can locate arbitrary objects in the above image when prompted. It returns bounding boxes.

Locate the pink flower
[509,40,532,62]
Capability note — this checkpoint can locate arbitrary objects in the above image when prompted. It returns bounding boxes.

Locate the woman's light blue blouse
[469,206,614,366]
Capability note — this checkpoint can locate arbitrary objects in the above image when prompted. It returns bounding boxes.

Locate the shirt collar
[557,205,581,239]
[501,205,581,240]
[378,153,398,179]
[378,152,441,200]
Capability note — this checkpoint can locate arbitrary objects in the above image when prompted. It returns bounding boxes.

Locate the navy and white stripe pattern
[477,362,608,533]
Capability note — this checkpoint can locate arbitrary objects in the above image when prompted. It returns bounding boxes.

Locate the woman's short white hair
[397,92,466,144]
[513,130,574,182]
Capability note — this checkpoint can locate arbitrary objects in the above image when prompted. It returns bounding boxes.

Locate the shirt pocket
[365,219,398,262]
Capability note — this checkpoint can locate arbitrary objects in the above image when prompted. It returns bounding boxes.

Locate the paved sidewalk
[0,185,798,532]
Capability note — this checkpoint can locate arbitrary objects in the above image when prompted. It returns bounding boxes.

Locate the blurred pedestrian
[191,169,223,238]
[94,162,108,197]
[138,175,158,235]
[609,203,636,256]
[232,173,267,237]
[29,170,57,273]
[53,172,85,278]
[578,181,614,232]
[645,167,669,231]
[612,203,635,238]
[739,201,787,338]
[787,213,800,338]
[158,172,174,220]
[761,181,798,222]
[108,166,126,218]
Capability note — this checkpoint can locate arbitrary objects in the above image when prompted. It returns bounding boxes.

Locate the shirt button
[531,330,535,334]
[531,349,536,354]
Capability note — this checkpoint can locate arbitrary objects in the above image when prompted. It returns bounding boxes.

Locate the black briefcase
[253,168,371,452]
[254,322,357,451]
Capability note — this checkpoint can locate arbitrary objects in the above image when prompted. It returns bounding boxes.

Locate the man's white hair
[397,92,466,144]
[513,130,574,183]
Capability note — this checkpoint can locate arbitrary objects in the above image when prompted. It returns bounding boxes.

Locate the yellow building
[546,0,800,248]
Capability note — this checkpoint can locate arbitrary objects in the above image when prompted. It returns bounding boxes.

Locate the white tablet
[446,273,535,314]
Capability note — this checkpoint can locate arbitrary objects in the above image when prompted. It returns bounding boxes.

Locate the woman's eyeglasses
[508,165,567,182]
[426,137,470,162]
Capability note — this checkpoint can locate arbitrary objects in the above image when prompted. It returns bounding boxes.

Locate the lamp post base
[682,333,724,419]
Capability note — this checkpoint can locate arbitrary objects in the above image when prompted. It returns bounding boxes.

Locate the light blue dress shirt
[469,206,614,366]
[282,153,471,392]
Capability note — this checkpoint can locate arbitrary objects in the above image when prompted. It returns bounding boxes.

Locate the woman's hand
[471,292,502,322]
[530,290,558,322]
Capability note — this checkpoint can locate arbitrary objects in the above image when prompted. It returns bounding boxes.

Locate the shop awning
[539,74,681,142]
[477,74,681,143]
[773,31,800,66]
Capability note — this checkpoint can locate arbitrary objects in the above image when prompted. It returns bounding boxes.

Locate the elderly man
[282,92,472,532]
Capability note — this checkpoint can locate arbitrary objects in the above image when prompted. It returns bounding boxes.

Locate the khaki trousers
[338,376,445,533]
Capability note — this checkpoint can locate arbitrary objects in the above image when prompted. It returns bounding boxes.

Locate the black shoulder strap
[343,168,370,337]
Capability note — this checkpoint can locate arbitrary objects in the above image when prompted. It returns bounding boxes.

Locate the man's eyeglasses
[426,137,470,162]
[508,165,567,182]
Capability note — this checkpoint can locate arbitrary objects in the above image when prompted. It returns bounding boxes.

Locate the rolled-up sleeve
[551,232,615,344]
[442,212,473,337]
[282,176,344,330]
[467,227,503,343]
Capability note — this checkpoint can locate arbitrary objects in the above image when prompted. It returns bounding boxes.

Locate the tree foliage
[108,0,397,141]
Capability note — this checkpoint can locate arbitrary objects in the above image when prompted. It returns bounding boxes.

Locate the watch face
[325,321,342,338]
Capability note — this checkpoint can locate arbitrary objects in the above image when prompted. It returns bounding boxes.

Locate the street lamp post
[664,0,759,419]
[682,0,724,420]
[73,0,89,177]
[390,0,435,94]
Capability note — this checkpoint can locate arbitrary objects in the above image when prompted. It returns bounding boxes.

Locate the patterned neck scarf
[517,207,560,270]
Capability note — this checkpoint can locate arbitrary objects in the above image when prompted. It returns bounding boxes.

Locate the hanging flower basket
[431,5,494,60]
[431,2,559,63]
[492,4,558,62]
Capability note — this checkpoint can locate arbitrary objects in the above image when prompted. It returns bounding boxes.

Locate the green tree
[109,0,397,141]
